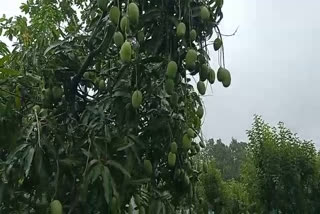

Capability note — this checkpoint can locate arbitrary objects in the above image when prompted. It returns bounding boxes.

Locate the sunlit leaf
[0,68,20,79]
[23,147,35,177]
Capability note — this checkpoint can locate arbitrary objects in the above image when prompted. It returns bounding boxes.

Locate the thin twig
[220,26,239,37]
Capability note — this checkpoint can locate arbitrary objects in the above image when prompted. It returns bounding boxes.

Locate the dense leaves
[245,115,320,213]
[201,138,247,180]
[0,0,229,213]
[197,116,320,214]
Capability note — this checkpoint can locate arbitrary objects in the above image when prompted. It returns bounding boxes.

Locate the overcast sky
[1,1,319,146]
[204,0,320,146]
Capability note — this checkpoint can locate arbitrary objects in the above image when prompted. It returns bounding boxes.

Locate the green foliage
[223,180,250,214]
[201,138,247,180]
[195,160,251,214]
[195,138,250,214]
[0,0,229,213]
[199,161,226,212]
[245,115,320,213]
[197,117,320,214]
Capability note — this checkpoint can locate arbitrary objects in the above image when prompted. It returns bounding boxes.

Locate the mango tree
[0,0,231,213]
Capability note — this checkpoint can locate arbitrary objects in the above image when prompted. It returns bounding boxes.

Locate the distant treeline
[194,115,320,214]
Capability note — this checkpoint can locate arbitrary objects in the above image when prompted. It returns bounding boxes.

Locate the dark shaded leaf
[102,166,113,205]
[107,160,131,178]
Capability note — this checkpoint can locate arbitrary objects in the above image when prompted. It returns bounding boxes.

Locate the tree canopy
[201,138,247,180]
[197,116,320,214]
[0,0,229,213]
[244,115,320,213]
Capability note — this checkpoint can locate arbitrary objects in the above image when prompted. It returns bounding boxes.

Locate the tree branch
[69,13,116,105]
[220,26,239,37]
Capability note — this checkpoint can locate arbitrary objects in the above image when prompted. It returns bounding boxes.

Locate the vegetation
[0,0,228,213]
[196,116,320,214]
[1,1,319,214]
[201,138,247,180]
[244,115,320,213]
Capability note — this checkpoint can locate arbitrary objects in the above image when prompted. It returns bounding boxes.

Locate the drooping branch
[69,12,116,104]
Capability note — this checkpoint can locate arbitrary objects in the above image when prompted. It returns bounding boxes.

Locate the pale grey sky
[1,1,319,146]
[203,0,320,146]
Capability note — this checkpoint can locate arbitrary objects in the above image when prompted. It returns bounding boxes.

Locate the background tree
[195,148,250,214]
[244,115,320,213]
[0,0,230,213]
[201,138,247,180]
[197,160,226,214]
[196,116,320,214]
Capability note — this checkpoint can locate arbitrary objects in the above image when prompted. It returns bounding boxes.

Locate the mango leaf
[139,9,162,26]
[6,144,29,163]
[127,134,143,147]
[0,181,6,204]
[112,90,130,98]
[87,163,101,184]
[145,23,164,55]
[59,158,82,168]
[15,85,21,109]
[0,55,9,66]
[0,68,20,79]
[106,160,131,178]
[25,72,42,83]
[102,166,113,205]
[23,147,35,177]
[129,178,150,185]
[149,199,162,214]
[0,41,9,56]
[116,141,134,152]
[44,40,67,55]
[161,202,166,214]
